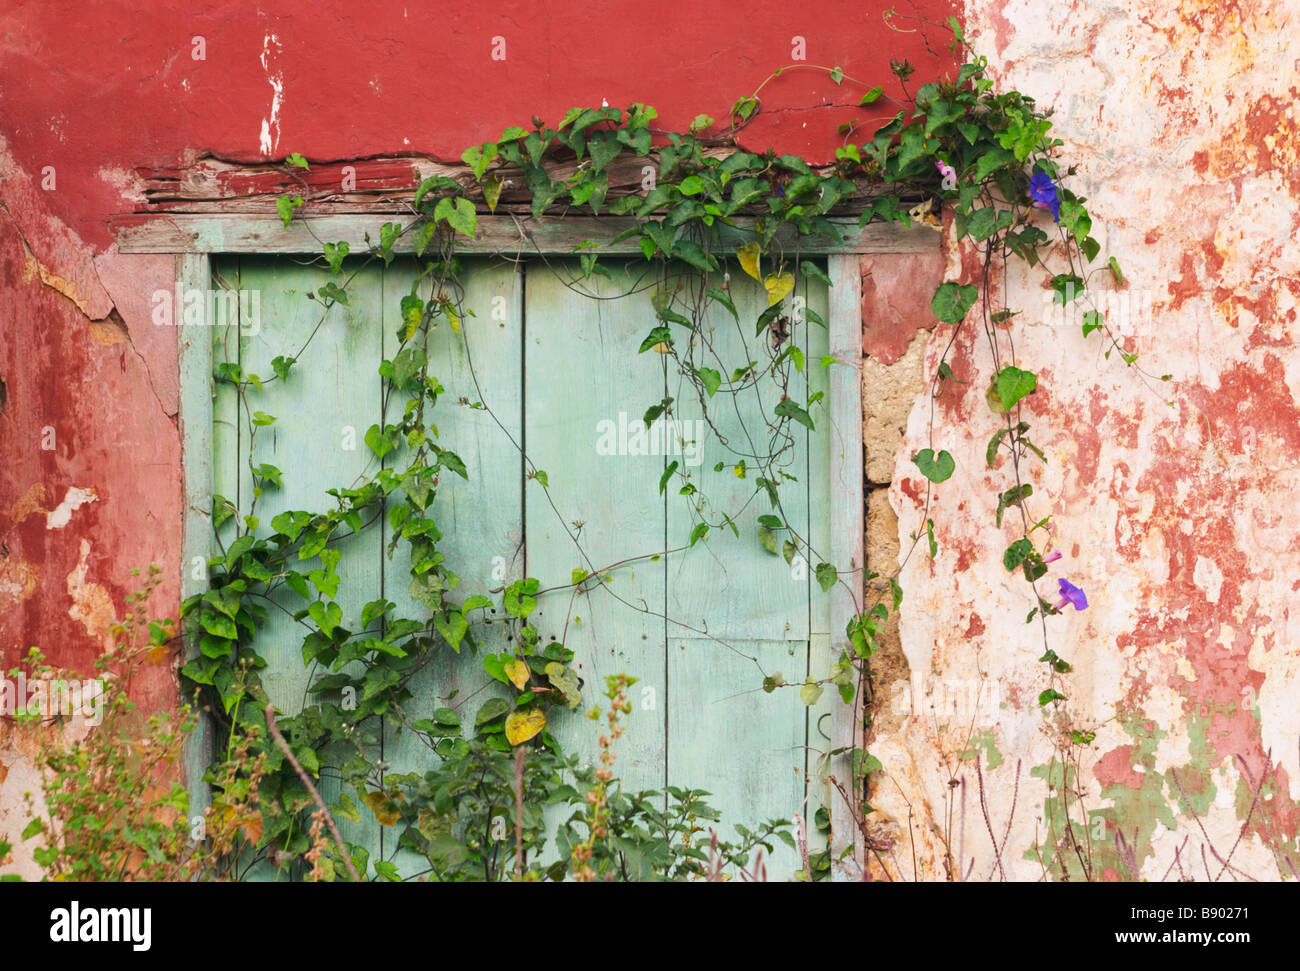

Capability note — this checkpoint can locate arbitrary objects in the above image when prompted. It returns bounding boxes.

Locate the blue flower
[1028,172,1061,222]
[1055,578,1088,611]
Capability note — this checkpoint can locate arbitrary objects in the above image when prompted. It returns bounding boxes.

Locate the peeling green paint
[1026,758,1093,881]
[959,728,1003,769]
[1095,718,1177,878]
[1167,711,1216,819]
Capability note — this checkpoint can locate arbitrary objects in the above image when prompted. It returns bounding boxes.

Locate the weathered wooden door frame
[118,212,938,878]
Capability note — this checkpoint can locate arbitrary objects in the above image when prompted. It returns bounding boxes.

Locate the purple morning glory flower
[936,160,957,188]
[1055,578,1088,611]
[1028,172,1061,222]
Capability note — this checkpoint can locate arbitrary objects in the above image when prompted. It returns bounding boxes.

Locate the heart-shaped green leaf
[913,448,956,483]
[989,366,1037,412]
[930,282,979,323]
[815,562,838,592]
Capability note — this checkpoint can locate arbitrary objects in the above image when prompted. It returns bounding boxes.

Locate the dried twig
[1032,822,1049,882]
[1169,765,1255,882]
[705,828,724,882]
[1159,836,1190,882]
[513,746,525,880]
[1114,827,1138,880]
[1214,752,1266,881]
[793,812,812,881]
[829,774,895,879]
[999,760,1022,870]
[1233,751,1295,880]
[975,754,1005,881]
[265,704,361,882]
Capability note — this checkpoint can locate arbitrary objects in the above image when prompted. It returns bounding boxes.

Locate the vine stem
[264,704,361,883]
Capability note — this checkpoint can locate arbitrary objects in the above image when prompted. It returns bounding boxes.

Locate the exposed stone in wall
[864,487,909,735]
[862,330,931,486]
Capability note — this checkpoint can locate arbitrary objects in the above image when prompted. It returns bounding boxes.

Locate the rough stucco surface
[871,0,1300,879]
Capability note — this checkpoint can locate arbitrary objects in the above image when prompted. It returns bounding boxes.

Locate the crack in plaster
[0,201,175,422]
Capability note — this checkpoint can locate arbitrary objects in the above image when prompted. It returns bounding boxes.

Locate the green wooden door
[212,253,832,880]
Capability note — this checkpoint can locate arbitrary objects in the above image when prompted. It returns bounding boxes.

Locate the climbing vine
[184,18,1140,881]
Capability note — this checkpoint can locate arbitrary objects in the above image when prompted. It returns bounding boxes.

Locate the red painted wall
[0,0,955,693]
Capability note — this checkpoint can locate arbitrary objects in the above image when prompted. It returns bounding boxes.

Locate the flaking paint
[877,0,1300,880]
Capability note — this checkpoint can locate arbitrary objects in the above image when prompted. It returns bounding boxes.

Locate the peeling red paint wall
[0,1,954,247]
[0,189,179,710]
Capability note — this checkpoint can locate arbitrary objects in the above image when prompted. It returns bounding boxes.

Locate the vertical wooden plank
[207,255,242,813]
[664,271,810,640]
[801,268,833,637]
[178,252,214,817]
[235,258,386,702]
[802,265,838,873]
[235,256,386,866]
[523,259,667,796]
[380,256,524,876]
[827,254,865,879]
[666,635,804,877]
[665,267,814,879]
[210,257,243,551]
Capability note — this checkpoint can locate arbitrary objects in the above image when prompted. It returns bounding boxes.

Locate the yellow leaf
[505,708,546,746]
[763,272,794,306]
[737,242,762,281]
[650,342,671,354]
[448,306,460,334]
[909,198,941,230]
[364,790,402,826]
[482,174,504,213]
[334,792,361,824]
[504,658,530,691]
